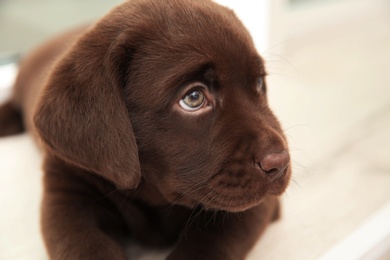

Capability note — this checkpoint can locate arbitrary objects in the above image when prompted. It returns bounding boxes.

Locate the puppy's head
[34,0,291,212]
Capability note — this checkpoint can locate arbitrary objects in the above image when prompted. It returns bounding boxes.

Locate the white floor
[249,8,390,259]
[1,3,390,260]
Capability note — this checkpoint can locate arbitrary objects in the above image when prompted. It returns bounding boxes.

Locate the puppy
[0,0,291,259]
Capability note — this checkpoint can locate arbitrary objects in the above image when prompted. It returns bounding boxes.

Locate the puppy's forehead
[126,0,263,106]
[140,1,260,71]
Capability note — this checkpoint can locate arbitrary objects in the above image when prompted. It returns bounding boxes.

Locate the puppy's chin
[161,166,291,213]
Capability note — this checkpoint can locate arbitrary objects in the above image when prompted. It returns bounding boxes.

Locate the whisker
[283,124,309,132]
[170,171,222,208]
[93,188,119,202]
[205,209,218,228]
[183,188,215,234]
[261,39,293,54]
[184,207,204,234]
[265,55,298,75]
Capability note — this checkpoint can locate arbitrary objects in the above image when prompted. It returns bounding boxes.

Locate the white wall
[214,0,271,53]
[215,0,389,52]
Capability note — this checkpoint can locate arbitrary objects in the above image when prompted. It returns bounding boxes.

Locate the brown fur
[0,0,291,259]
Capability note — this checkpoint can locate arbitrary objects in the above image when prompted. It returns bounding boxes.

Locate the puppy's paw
[0,102,24,136]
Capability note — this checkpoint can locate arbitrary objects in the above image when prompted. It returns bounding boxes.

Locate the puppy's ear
[34,29,140,189]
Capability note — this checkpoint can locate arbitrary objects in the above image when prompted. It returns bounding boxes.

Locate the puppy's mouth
[169,166,291,212]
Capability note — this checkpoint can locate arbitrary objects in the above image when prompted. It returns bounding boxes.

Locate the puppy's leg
[167,197,280,260]
[0,101,24,136]
[41,156,127,260]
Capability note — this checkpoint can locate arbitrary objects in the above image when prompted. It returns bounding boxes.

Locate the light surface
[1,1,390,259]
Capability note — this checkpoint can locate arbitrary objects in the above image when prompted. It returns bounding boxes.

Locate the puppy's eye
[257,77,264,92]
[179,90,205,111]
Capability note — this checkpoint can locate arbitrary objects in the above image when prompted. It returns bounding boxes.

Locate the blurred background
[0,0,389,259]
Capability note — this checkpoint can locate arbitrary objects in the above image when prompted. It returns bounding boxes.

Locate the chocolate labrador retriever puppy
[0,0,291,259]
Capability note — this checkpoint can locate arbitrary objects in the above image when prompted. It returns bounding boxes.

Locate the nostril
[263,167,279,176]
[259,151,290,180]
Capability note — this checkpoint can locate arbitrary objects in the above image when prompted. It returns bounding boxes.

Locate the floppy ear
[33,28,141,189]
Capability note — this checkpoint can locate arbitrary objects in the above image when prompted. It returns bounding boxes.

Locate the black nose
[259,151,290,181]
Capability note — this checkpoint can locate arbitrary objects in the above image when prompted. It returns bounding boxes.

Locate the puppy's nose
[259,151,290,181]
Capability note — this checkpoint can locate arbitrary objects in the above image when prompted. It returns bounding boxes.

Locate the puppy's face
[34,0,291,213]
[123,1,291,212]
